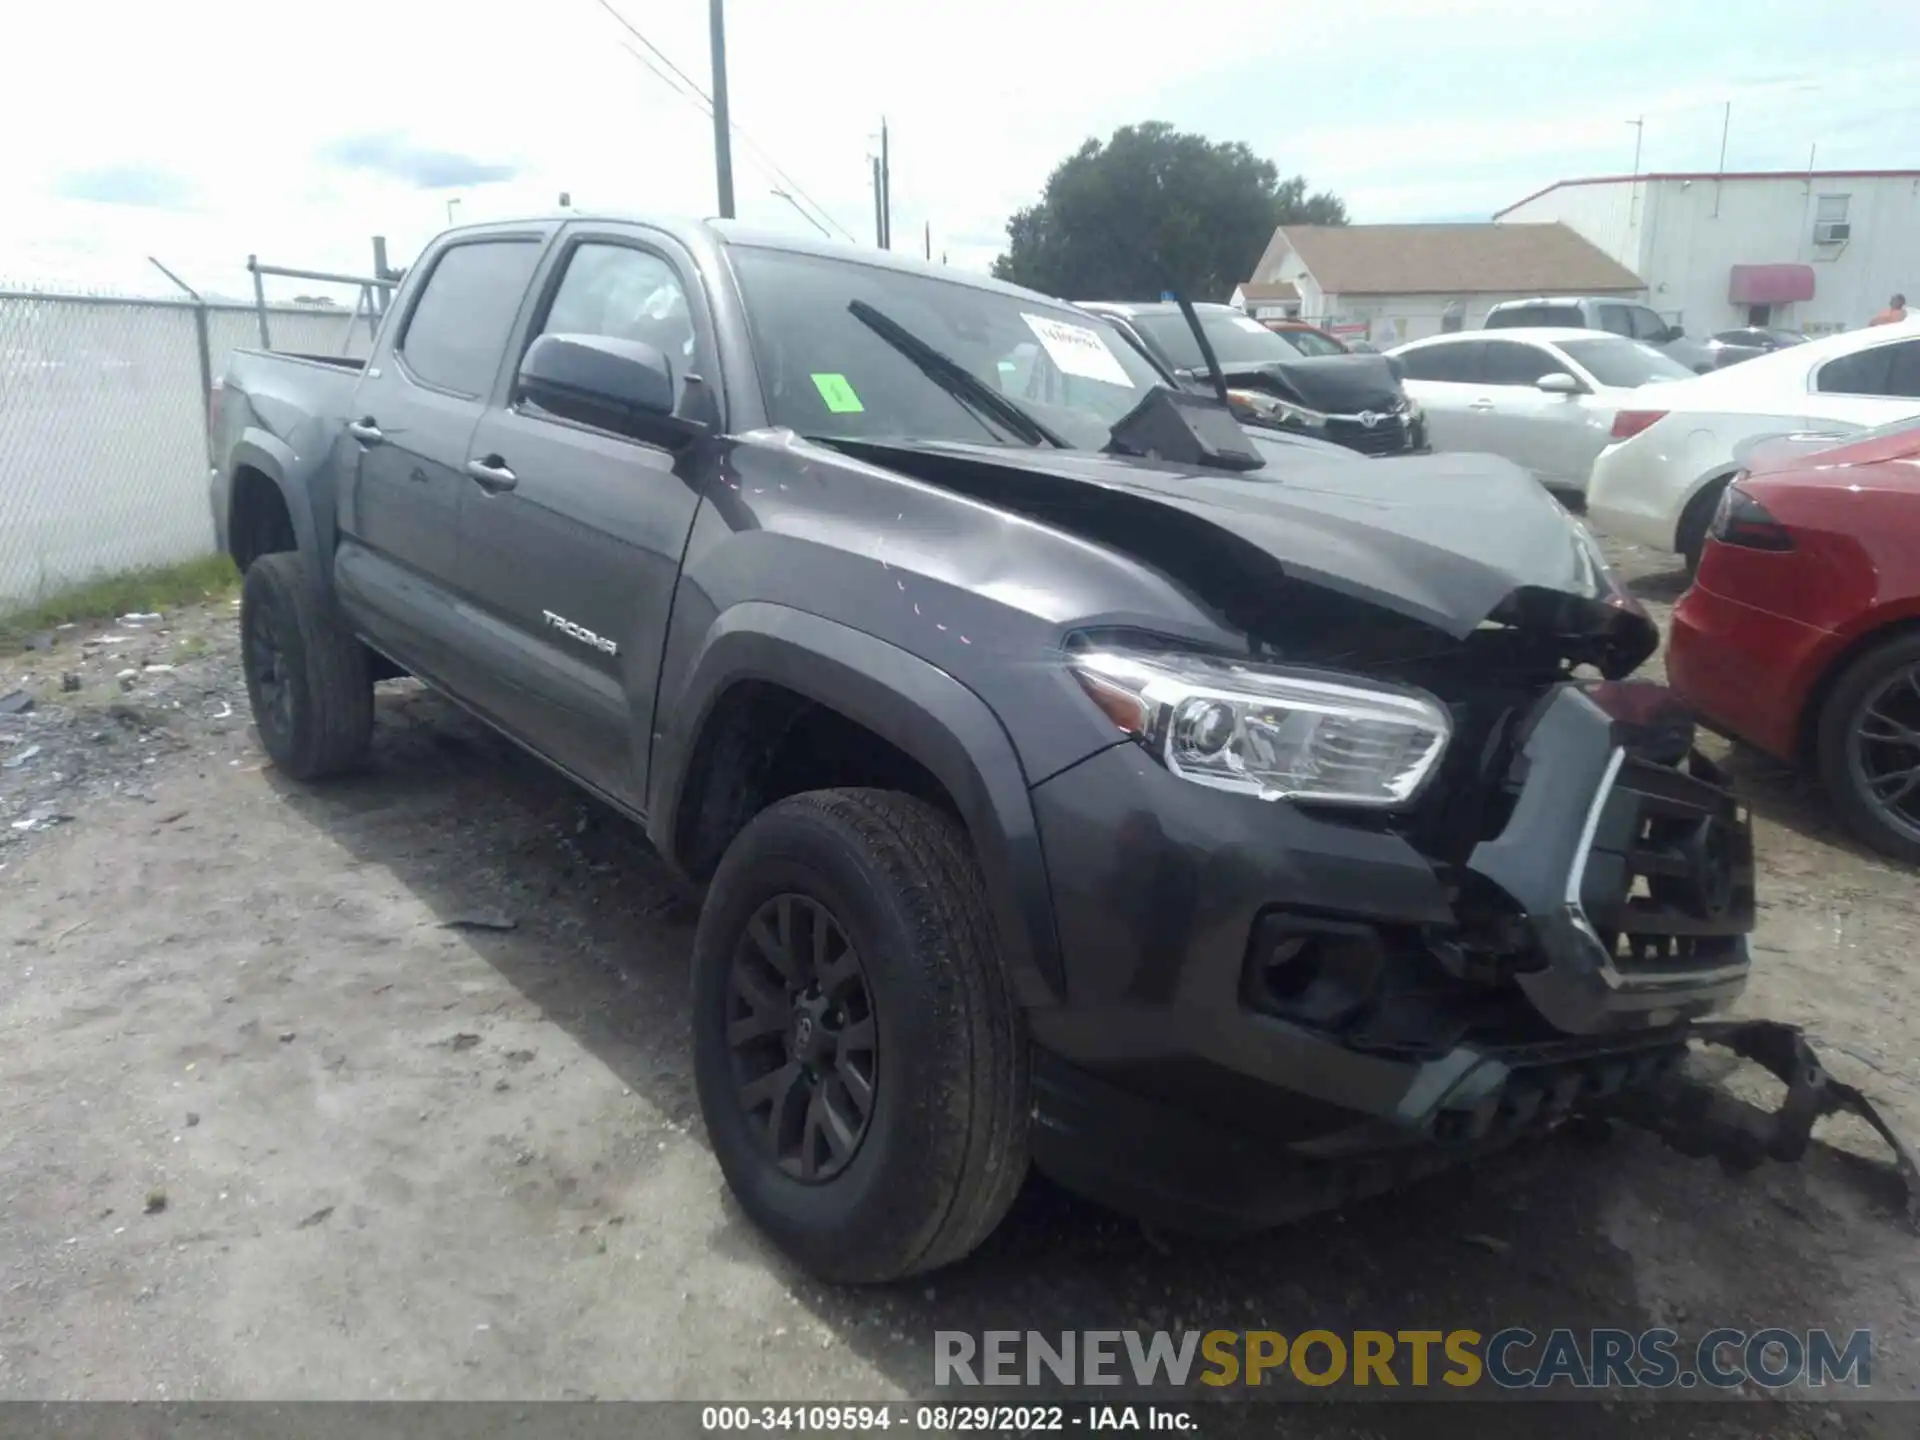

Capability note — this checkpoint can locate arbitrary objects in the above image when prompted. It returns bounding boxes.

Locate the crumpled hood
[1217,353,1406,415]
[832,435,1655,671]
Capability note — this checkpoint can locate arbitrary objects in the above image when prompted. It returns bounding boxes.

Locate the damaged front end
[822,430,1918,1223]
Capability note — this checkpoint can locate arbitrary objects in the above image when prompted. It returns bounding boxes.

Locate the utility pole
[872,156,885,247]
[709,0,735,218]
[880,117,892,250]
[1624,116,1644,255]
[924,220,931,261]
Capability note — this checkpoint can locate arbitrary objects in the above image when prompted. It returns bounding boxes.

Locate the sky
[3,0,1917,301]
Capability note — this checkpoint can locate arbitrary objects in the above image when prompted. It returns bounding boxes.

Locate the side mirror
[517,332,695,441]
[1536,372,1582,395]
[1385,354,1407,381]
[1664,324,1686,342]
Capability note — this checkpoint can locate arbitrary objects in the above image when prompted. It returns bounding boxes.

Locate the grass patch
[0,555,240,653]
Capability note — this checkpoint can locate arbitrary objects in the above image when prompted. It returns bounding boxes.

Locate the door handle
[1468,399,1497,411]
[465,457,519,493]
[346,418,384,444]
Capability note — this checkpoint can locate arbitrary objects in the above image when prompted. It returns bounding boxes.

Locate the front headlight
[1070,648,1451,808]
[1226,388,1329,430]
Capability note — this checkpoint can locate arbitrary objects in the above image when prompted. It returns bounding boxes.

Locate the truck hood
[824,435,1655,676]
[1213,352,1406,415]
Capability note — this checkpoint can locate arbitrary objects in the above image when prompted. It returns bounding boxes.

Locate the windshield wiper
[846,300,1069,449]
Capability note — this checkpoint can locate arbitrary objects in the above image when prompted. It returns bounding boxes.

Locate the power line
[593,0,859,243]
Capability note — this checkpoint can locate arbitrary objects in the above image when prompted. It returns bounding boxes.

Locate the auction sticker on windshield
[1021,313,1133,387]
[811,373,866,413]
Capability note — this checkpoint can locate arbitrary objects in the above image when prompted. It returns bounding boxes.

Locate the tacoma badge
[542,610,618,656]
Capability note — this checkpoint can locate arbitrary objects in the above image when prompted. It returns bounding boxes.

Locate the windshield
[1269,325,1347,358]
[1488,304,1584,329]
[1559,337,1694,388]
[728,246,1166,451]
[1131,310,1302,372]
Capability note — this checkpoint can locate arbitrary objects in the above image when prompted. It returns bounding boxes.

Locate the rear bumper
[1668,572,1828,759]
[1025,685,1752,1227]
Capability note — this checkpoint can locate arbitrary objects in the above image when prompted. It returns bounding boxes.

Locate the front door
[1474,339,1586,487]
[454,231,716,809]
[340,236,545,676]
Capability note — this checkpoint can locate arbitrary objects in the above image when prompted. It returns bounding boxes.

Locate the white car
[1388,328,1693,496]
[1586,318,1920,568]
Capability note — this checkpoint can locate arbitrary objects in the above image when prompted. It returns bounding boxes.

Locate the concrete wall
[1502,175,1920,336]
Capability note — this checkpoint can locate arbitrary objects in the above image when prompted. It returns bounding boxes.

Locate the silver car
[1388,328,1693,496]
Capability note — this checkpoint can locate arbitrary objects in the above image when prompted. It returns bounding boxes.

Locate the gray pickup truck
[208,214,1784,1283]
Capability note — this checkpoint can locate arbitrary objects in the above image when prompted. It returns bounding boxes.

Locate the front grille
[1326,411,1418,456]
[1579,751,1754,977]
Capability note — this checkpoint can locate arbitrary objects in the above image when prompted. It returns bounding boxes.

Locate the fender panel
[648,601,1065,1006]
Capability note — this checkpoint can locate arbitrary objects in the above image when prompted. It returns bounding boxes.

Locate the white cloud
[2,0,1915,294]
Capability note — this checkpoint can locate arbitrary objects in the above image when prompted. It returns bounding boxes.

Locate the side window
[1816,345,1899,396]
[1596,305,1634,337]
[1481,340,1564,386]
[1398,341,1483,383]
[539,243,699,369]
[398,240,544,396]
[1630,307,1669,342]
[1890,342,1920,399]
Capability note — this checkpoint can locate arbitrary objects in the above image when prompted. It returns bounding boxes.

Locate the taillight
[1709,483,1795,551]
[1610,409,1667,441]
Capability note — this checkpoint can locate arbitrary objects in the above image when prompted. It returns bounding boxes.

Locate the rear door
[339,234,547,676]
[453,226,719,809]
[1397,340,1491,451]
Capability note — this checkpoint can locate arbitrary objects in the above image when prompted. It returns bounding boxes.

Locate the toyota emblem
[1358,411,1381,429]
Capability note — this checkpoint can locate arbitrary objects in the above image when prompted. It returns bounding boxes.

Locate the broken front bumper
[1023,682,1761,1231]
[1468,685,1754,1035]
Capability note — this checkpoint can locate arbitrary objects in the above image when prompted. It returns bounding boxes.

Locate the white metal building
[1495,169,1920,337]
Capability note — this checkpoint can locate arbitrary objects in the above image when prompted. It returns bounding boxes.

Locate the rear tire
[1814,632,1920,865]
[691,788,1029,1283]
[239,551,373,781]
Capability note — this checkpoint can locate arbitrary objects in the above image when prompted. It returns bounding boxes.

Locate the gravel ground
[1,537,1917,1433]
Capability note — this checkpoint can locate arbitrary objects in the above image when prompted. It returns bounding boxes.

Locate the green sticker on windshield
[812,373,865,413]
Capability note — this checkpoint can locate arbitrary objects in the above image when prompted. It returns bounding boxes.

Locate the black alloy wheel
[243,588,296,752]
[725,893,878,1183]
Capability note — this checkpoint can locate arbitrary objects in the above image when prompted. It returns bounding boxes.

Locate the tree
[991,122,1347,301]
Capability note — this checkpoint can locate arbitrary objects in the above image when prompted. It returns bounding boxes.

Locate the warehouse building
[1494,169,1920,337]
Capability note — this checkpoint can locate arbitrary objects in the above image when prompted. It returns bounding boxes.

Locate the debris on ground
[296,1206,335,1229]
[3,745,42,769]
[143,1189,167,1215]
[440,909,517,932]
[0,690,33,716]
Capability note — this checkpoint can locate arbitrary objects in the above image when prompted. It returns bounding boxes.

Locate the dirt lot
[2,536,1917,1432]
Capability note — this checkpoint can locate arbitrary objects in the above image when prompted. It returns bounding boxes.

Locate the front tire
[240,551,373,781]
[1815,632,1920,864]
[691,789,1029,1283]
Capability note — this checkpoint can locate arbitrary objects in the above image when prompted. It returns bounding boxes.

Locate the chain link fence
[0,288,376,608]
